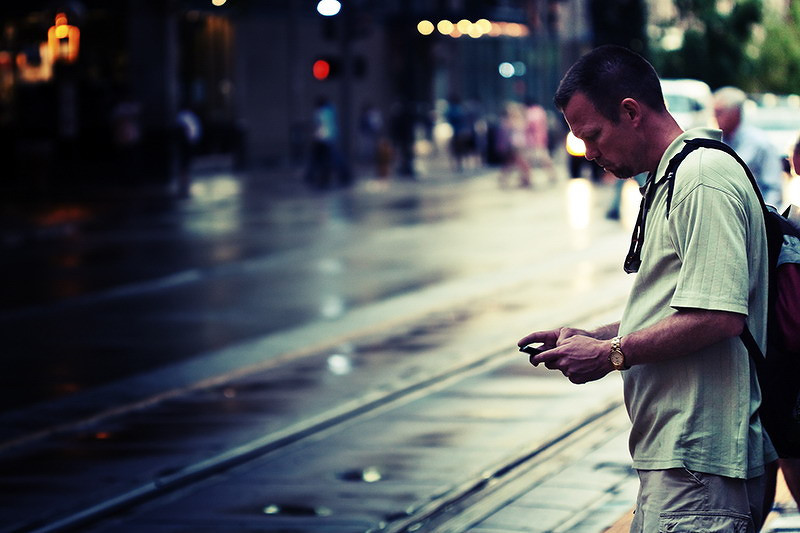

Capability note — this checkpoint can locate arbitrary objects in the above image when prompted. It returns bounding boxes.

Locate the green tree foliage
[752,0,800,93]
[652,0,762,89]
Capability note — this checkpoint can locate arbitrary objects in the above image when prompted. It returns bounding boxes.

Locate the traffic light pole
[339,7,353,170]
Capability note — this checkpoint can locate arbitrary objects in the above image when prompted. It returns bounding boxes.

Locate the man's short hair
[554,45,667,122]
[713,86,748,111]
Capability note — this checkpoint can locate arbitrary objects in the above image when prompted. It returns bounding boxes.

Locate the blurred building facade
[0,0,596,193]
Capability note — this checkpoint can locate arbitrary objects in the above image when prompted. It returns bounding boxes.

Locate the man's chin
[608,168,633,180]
[596,161,632,179]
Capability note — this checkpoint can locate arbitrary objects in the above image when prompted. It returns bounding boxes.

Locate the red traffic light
[313,59,331,80]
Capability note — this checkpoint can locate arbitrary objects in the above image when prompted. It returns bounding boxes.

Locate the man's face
[563,92,638,179]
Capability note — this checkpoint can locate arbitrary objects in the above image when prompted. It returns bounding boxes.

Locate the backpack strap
[741,326,766,365]
[656,138,769,361]
[623,142,702,272]
[661,141,701,216]
[678,138,769,217]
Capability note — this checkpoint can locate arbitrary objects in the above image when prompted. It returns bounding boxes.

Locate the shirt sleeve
[667,171,751,315]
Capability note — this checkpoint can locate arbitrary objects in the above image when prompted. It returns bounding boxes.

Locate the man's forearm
[528,310,746,384]
[621,309,745,367]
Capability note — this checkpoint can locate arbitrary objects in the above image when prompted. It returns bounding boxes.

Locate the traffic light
[312,56,340,81]
[312,59,330,80]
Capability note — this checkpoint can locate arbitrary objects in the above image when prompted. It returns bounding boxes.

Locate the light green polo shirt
[618,128,777,478]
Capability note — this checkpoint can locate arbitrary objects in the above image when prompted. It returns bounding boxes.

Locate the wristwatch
[609,335,629,371]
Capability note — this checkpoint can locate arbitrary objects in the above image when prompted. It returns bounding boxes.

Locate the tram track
[0,226,631,453]
[4,207,636,532]
[10,308,632,532]
[27,381,627,533]
[6,316,632,533]
[15,298,629,533]
[21,344,526,533]
[385,404,630,533]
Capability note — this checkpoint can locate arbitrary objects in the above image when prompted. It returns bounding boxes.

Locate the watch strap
[609,335,629,370]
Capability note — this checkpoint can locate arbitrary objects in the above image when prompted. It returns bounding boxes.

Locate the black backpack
[637,137,800,458]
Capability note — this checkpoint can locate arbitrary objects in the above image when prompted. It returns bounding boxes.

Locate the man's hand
[530,335,614,384]
[517,328,560,355]
[516,310,746,384]
[517,326,590,352]
[517,327,614,384]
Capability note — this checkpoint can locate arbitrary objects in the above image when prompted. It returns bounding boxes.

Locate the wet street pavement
[1,161,798,532]
[0,159,632,419]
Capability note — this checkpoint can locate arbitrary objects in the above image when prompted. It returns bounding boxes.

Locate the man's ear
[620,98,642,125]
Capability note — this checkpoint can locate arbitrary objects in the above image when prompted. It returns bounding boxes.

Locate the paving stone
[476,504,576,532]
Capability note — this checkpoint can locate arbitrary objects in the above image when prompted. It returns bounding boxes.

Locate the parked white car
[661,79,716,130]
[743,94,800,158]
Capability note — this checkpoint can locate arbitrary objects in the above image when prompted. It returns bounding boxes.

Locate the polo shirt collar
[653,127,723,186]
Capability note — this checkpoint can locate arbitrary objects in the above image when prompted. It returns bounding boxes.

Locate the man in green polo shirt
[517,45,777,532]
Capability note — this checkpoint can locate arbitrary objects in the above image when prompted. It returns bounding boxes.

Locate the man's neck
[644,117,684,173]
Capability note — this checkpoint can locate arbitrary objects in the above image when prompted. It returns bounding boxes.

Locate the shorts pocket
[659,510,751,532]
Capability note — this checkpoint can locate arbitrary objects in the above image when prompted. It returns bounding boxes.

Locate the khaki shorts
[629,468,768,533]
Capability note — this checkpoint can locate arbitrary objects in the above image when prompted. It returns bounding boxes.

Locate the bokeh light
[417,20,434,35]
[437,19,454,35]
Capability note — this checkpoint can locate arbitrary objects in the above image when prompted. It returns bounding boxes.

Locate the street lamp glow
[317,0,341,16]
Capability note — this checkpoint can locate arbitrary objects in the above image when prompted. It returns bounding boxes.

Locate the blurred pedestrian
[496,102,530,188]
[445,95,473,172]
[358,103,383,171]
[793,135,800,180]
[518,45,776,532]
[175,106,202,197]
[305,96,351,189]
[110,89,142,182]
[524,97,557,183]
[375,137,394,180]
[763,133,800,514]
[389,101,416,179]
[714,86,783,207]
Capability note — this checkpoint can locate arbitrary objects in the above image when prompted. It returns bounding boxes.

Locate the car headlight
[566,132,586,157]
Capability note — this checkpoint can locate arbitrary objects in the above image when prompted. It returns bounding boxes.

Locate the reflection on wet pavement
[0,242,632,528]
[0,170,641,521]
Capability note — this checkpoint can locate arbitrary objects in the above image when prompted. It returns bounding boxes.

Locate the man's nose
[584,144,598,161]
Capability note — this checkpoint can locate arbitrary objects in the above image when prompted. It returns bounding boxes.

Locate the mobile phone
[519,344,544,356]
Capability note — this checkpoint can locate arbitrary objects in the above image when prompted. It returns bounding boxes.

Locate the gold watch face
[610,350,625,370]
